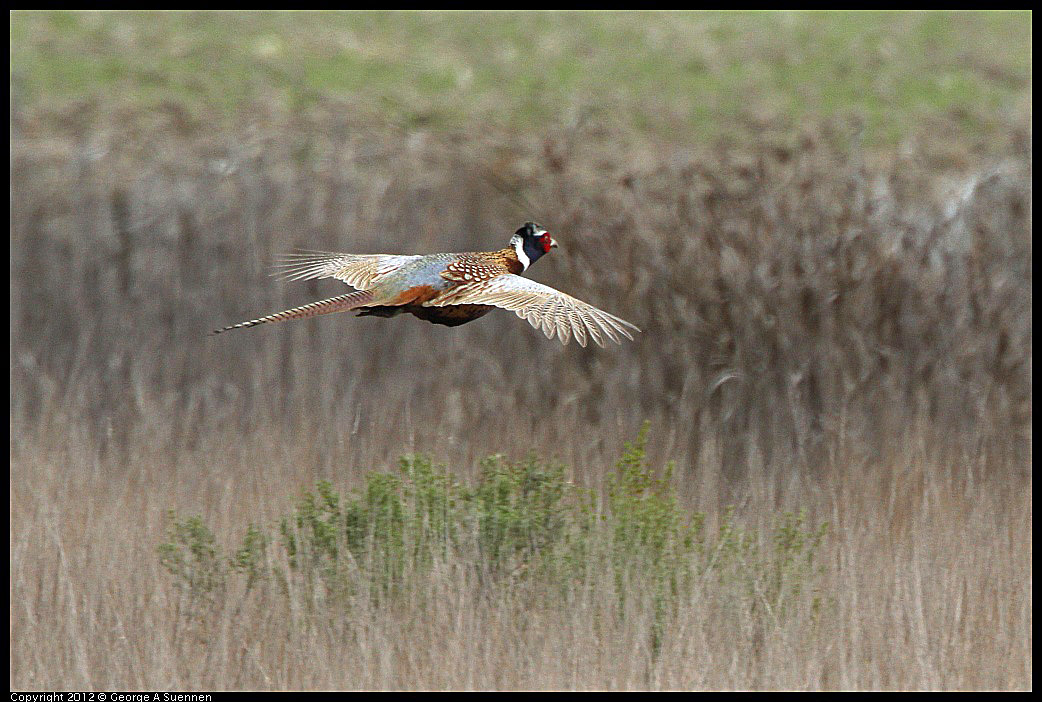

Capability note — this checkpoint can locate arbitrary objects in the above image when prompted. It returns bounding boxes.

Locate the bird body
[214,223,639,347]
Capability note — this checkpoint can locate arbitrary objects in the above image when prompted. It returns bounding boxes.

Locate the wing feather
[569,311,587,347]
[426,274,639,347]
[272,250,421,290]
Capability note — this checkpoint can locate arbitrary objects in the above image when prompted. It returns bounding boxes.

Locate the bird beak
[550,238,559,248]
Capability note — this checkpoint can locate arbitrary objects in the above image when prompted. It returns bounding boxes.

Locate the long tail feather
[212,290,374,335]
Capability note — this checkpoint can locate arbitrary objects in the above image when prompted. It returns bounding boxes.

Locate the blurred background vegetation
[10,11,1032,690]
[11,11,1031,149]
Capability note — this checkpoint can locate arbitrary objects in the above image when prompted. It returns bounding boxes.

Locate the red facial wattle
[541,233,553,253]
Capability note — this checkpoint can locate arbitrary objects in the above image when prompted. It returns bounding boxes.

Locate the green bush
[158,511,226,602]
[158,427,829,637]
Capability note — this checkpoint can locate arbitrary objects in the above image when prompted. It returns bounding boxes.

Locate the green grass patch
[11,11,1031,147]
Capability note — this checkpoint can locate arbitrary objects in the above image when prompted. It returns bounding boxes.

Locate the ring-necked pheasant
[213,223,639,347]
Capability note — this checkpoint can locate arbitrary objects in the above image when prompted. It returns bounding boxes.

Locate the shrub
[158,428,829,641]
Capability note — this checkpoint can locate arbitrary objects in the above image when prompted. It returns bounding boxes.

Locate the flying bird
[213,222,639,347]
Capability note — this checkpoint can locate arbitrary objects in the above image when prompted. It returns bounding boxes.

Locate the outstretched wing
[427,274,639,347]
[273,250,421,290]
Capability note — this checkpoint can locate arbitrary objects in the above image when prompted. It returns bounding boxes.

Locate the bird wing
[273,251,422,290]
[426,274,639,347]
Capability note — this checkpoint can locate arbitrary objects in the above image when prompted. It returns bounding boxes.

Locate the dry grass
[11,422,1031,689]
[9,19,1032,688]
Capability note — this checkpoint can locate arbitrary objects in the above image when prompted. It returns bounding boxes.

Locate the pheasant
[213,222,639,347]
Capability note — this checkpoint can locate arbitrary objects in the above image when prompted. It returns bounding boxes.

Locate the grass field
[10,10,1032,691]
[11,11,1032,149]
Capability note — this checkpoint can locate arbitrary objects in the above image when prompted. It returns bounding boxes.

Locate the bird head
[510,221,557,271]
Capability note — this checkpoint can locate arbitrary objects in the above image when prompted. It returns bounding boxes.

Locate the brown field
[10,11,1032,691]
